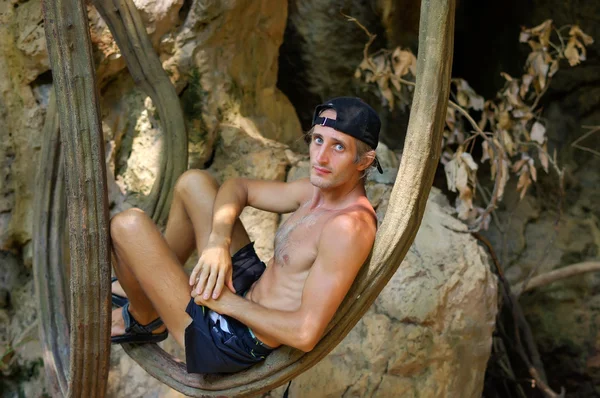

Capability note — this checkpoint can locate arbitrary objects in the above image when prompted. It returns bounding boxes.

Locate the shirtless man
[110,97,382,374]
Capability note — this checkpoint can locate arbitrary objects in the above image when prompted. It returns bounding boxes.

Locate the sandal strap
[122,303,164,334]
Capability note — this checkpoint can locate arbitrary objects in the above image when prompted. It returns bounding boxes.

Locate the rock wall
[482,157,600,397]
[277,0,388,130]
[466,1,600,396]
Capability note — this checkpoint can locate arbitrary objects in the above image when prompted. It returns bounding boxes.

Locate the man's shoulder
[323,202,377,243]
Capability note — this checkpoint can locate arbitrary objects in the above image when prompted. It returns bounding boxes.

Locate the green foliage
[181,68,209,142]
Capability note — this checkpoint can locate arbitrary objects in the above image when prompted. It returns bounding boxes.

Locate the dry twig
[572,125,600,158]
[513,261,600,294]
[473,233,566,397]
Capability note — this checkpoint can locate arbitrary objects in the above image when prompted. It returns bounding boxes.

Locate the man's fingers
[195,265,210,295]
[226,274,236,293]
[203,269,218,299]
[189,267,197,286]
[213,271,225,299]
[189,262,202,286]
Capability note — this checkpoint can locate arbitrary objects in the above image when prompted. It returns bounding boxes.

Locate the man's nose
[315,145,329,164]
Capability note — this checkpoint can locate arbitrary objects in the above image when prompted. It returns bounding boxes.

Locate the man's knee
[174,169,219,197]
[110,208,149,241]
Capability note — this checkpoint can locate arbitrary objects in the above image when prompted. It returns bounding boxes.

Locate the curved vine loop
[91,0,188,225]
[36,0,454,395]
[40,0,112,394]
[36,0,188,394]
[119,0,456,395]
[32,89,70,397]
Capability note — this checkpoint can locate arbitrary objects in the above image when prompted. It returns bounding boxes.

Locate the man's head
[306,97,382,189]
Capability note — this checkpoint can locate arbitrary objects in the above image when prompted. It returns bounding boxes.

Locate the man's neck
[309,178,366,210]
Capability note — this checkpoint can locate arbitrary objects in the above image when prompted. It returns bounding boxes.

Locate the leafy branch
[352,18,594,231]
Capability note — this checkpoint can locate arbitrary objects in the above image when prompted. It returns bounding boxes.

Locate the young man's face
[309,109,364,190]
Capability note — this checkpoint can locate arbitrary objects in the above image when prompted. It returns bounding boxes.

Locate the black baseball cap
[311,97,383,173]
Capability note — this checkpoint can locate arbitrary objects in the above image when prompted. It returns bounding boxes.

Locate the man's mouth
[313,165,331,174]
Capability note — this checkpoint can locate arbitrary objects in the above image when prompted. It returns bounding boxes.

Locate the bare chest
[272,208,331,270]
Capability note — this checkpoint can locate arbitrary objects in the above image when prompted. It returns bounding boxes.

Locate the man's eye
[314,137,323,144]
[335,144,344,151]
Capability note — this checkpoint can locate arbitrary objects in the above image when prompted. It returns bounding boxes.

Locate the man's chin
[310,174,333,189]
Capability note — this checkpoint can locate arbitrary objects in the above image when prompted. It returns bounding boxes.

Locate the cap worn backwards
[311,97,383,173]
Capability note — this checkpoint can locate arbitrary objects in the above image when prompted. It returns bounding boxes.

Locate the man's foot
[111,304,168,344]
[111,277,128,307]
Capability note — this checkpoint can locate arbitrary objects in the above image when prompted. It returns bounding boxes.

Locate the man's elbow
[294,328,320,352]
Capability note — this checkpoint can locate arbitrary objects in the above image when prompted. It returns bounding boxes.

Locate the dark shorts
[184,242,274,374]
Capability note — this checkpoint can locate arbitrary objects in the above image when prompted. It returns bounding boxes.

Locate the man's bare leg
[113,170,251,298]
[111,170,250,347]
[163,170,251,261]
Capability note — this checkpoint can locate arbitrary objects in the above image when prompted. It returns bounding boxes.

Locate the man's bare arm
[191,177,312,299]
[195,211,376,351]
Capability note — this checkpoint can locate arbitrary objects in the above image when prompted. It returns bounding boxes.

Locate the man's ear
[357,150,376,171]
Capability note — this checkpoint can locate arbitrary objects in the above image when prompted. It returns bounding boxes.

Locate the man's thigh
[112,209,194,347]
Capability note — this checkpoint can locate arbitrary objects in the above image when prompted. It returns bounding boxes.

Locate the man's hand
[189,241,236,300]
[192,285,237,313]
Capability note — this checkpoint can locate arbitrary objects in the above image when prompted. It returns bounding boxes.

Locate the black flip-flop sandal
[111,276,129,308]
[111,302,168,344]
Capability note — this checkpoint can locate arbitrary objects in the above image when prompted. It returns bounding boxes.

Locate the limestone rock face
[483,157,600,396]
[0,0,48,250]
[278,0,386,129]
[162,0,302,149]
[209,122,292,261]
[90,0,183,87]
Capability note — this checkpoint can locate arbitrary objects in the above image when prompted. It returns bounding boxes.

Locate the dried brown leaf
[446,107,456,130]
[497,159,510,199]
[456,187,474,220]
[456,163,469,192]
[373,54,386,71]
[520,74,534,98]
[529,158,537,182]
[461,152,479,170]
[530,121,546,144]
[517,167,532,200]
[527,51,549,91]
[502,130,515,156]
[512,157,528,173]
[504,78,523,107]
[500,72,514,82]
[538,145,549,173]
[564,36,586,66]
[527,19,553,47]
[392,47,417,77]
[358,58,374,74]
[569,25,594,46]
[454,79,484,110]
[481,140,491,163]
[444,157,458,192]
